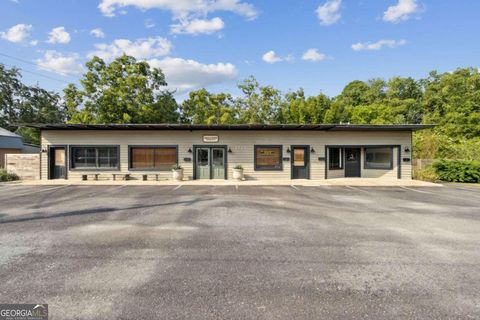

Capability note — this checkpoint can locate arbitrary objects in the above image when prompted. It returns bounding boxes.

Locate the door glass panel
[346,150,357,162]
[197,148,209,166]
[54,149,65,166]
[212,149,224,166]
[293,149,305,166]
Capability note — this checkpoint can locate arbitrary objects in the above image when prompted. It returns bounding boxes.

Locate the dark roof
[0,128,24,149]
[21,123,434,131]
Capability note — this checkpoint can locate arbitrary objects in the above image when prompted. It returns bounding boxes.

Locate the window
[130,146,177,170]
[254,145,282,170]
[329,147,343,170]
[365,147,393,169]
[71,146,119,169]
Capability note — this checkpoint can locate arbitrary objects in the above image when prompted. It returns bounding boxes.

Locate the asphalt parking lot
[0,184,479,319]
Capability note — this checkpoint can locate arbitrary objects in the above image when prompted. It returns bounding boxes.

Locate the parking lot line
[345,186,370,193]
[453,186,480,192]
[235,185,239,191]
[172,185,182,191]
[400,186,434,194]
[7,185,71,198]
[290,185,300,190]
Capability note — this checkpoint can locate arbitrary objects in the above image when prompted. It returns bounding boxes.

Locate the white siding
[41,130,412,181]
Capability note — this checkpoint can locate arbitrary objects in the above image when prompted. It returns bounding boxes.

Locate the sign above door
[203,135,219,143]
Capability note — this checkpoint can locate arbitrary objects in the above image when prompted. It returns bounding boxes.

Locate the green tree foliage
[237,76,282,124]
[181,89,237,124]
[422,68,480,139]
[277,89,331,124]
[0,64,65,144]
[65,55,179,124]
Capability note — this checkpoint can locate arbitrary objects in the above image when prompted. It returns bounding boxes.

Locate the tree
[277,89,331,124]
[237,76,282,124]
[422,68,480,139]
[65,55,179,124]
[181,89,237,124]
[0,64,26,130]
[0,64,65,144]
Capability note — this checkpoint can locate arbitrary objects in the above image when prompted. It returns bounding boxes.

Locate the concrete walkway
[4,178,441,187]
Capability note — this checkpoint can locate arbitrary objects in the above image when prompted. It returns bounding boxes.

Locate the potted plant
[172,164,184,181]
[232,164,244,181]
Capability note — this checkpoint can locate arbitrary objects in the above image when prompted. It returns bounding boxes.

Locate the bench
[142,174,160,181]
[112,173,131,181]
[82,174,100,181]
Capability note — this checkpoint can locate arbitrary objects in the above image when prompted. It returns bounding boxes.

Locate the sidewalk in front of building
[4,178,441,187]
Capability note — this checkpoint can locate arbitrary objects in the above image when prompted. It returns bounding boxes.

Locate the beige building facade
[29,124,432,181]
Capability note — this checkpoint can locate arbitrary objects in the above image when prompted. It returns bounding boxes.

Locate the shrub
[413,166,439,182]
[432,160,480,183]
[0,169,20,182]
[233,165,243,170]
[171,164,183,170]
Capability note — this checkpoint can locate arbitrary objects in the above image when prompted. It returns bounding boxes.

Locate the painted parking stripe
[345,186,370,193]
[172,185,182,191]
[290,185,300,190]
[8,185,71,198]
[400,186,434,194]
[235,185,239,191]
[454,186,480,192]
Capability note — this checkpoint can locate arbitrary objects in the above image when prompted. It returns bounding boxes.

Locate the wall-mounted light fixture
[41,148,47,153]
[404,146,410,152]
[310,148,315,153]
[286,147,291,153]
[228,148,232,153]
[187,148,192,153]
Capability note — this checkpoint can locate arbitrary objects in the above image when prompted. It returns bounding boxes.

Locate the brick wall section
[5,154,40,180]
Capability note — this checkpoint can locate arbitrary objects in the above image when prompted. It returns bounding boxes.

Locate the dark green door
[292,146,309,179]
[345,148,361,177]
[49,147,66,179]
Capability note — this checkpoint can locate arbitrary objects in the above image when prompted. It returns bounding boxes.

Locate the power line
[0,51,79,84]
[1,61,72,84]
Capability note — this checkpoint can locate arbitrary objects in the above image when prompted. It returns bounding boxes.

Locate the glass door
[196,148,210,179]
[292,146,309,179]
[211,148,225,179]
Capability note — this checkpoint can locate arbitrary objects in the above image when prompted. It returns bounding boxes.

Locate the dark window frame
[325,145,401,179]
[254,145,283,171]
[128,145,179,171]
[69,145,120,171]
[364,146,394,170]
[328,147,343,170]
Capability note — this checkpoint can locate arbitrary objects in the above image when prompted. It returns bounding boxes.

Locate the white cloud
[0,24,32,43]
[90,28,105,38]
[89,37,173,61]
[262,50,293,64]
[29,39,38,46]
[148,57,238,93]
[302,48,327,62]
[351,39,407,51]
[383,0,420,23]
[144,19,156,29]
[316,0,342,26]
[171,17,224,35]
[36,50,83,75]
[47,26,71,44]
[98,0,258,20]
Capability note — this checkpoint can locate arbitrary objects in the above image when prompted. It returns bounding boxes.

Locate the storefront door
[195,146,227,179]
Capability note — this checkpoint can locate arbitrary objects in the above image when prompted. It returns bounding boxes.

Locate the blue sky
[1,0,479,99]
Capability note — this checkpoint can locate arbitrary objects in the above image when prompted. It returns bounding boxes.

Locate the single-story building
[0,127,40,168]
[24,123,433,181]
